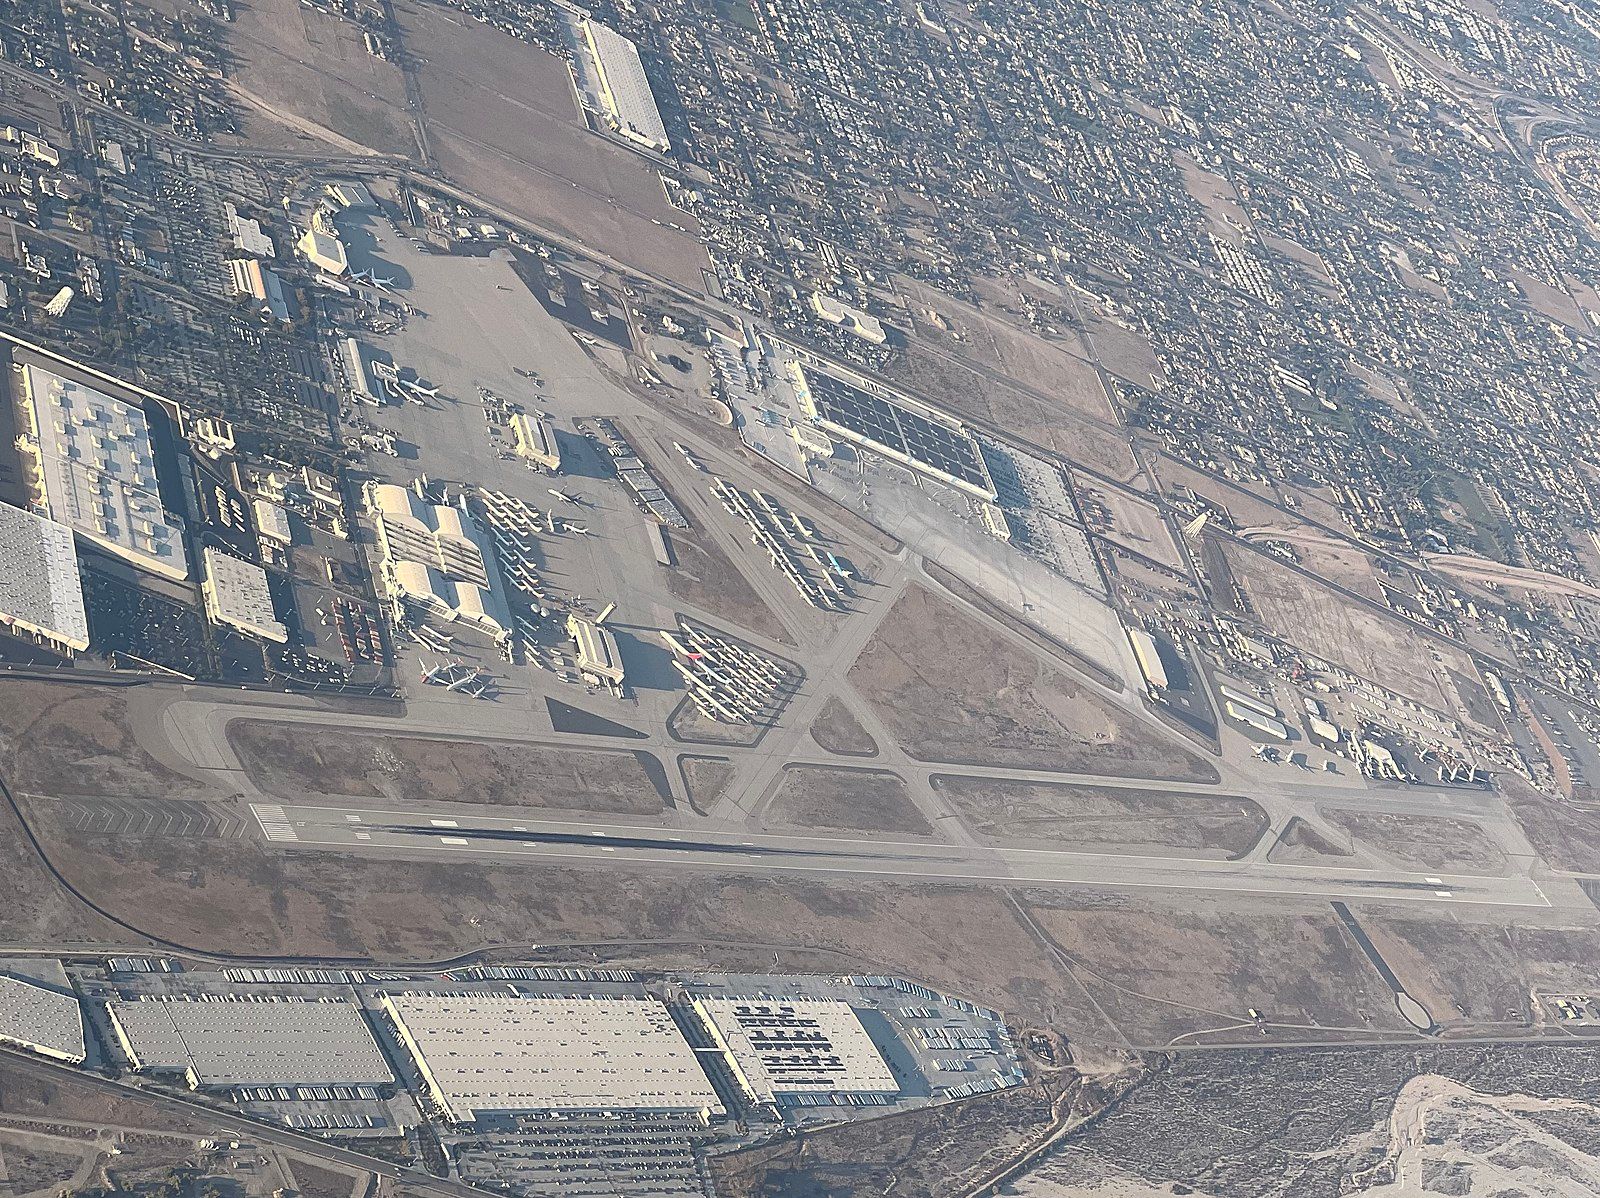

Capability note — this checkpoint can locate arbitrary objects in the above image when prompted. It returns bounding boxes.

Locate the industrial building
[254,498,292,547]
[0,501,89,653]
[297,214,348,275]
[227,258,290,322]
[379,993,723,1123]
[368,483,512,638]
[341,337,380,406]
[510,412,562,472]
[0,975,85,1064]
[691,998,898,1106]
[567,612,625,690]
[326,181,375,210]
[223,202,275,258]
[810,293,887,344]
[1127,625,1169,691]
[201,547,288,643]
[789,362,995,500]
[107,998,392,1090]
[580,19,671,153]
[13,362,189,580]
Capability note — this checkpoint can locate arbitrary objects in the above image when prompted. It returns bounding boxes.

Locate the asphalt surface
[252,802,1559,908]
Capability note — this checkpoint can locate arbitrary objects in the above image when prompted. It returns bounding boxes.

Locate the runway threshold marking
[250,803,299,843]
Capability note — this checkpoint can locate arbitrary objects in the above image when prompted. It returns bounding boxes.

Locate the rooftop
[0,501,89,651]
[382,993,723,1121]
[108,998,392,1088]
[0,975,85,1064]
[14,363,188,580]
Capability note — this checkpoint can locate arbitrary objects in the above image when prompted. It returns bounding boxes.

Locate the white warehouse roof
[108,998,392,1089]
[15,363,188,580]
[0,975,85,1063]
[581,19,670,152]
[0,501,89,651]
[692,997,898,1103]
[381,993,723,1122]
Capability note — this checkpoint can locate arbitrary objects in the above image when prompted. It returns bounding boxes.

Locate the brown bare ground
[396,0,709,291]
[809,696,878,757]
[849,587,1214,780]
[679,755,736,811]
[663,525,793,645]
[763,766,931,836]
[27,819,1122,1036]
[1320,810,1509,875]
[931,777,1266,858]
[228,721,663,814]
[1,682,216,802]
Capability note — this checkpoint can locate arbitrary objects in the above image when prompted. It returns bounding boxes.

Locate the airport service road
[251,803,1559,909]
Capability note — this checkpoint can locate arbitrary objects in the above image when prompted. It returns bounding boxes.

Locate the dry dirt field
[663,525,793,645]
[228,721,665,814]
[679,754,736,811]
[0,682,215,802]
[1078,481,1184,570]
[849,587,1214,779]
[24,820,1120,1038]
[1026,898,1413,1044]
[762,766,932,836]
[1223,541,1473,710]
[394,1,709,291]
[1266,816,1357,865]
[220,0,416,156]
[931,777,1267,858]
[809,696,879,757]
[1320,809,1509,875]
[1499,775,1600,874]
[1360,916,1600,1026]
[898,275,1118,425]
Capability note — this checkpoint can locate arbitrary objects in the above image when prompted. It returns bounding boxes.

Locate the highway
[252,802,1561,909]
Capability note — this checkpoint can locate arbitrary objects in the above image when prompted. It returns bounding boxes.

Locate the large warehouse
[580,19,671,153]
[0,975,85,1064]
[691,997,898,1106]
[367,483,512,638]
[13,362,189,580]
[380,993,723,1123]
[107,998,393,1090]
[0,501,89,653]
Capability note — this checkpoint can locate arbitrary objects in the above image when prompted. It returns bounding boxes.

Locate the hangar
[367,483,512,638]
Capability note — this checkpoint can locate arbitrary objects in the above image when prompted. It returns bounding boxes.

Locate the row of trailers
[709,477,853,611]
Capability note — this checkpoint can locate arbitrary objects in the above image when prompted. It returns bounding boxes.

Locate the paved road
[251,801,1562,909]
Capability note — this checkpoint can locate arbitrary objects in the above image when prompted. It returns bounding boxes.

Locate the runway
[251,802,1561,909]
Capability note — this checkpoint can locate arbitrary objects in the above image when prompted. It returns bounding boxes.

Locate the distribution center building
[691,997,899,1106]
[0,501,90,653]
[107,998,393,1090]
[380,993,724,1123]
[13,362,189,580]
[580,19,671,153]
[0,975,86,1064]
